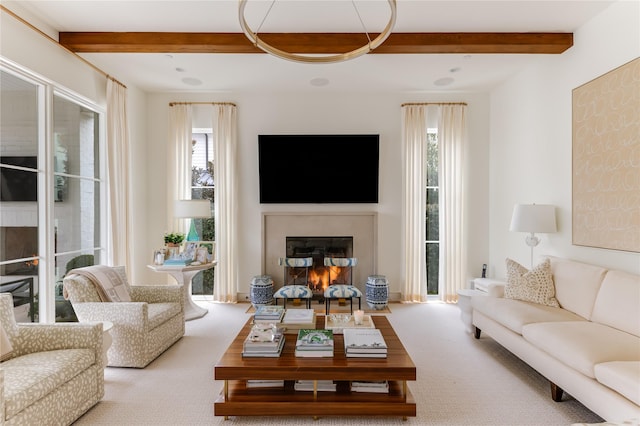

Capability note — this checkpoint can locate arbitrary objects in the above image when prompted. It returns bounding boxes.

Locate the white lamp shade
[174,199,212,218]
[510,204,557,233]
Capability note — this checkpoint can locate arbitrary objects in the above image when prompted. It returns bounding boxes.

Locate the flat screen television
[0,156,38,202]
[258,134,379,204]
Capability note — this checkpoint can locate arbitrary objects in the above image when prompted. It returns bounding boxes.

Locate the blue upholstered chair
[273,257,313,309]
[323,257,362,314]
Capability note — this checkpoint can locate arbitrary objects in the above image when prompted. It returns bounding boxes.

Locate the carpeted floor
[74,301,603,425]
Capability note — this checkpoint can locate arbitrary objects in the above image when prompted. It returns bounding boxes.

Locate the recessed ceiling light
[434,77,455,86]
[182,77,202,86]
[310,78,330,87]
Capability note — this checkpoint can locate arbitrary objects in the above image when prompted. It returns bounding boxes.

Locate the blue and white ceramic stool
[366,275,389,310]
[323,257,362,314]
[249,275,274,307]
[273,257,313,309]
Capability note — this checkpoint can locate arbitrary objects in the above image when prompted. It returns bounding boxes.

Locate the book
[242,324,285,355]
[253,305,285,321]
[282,309,314,324]
[246,380,285,388]
[343,328,388,357]
[282,310,316,334]
[295,329,334,357]
[350,381,389,393]
[294,380,336,392]
[242,334,285,357]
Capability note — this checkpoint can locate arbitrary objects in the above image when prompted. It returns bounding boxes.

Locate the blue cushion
[324,285,362,298]
[274,285,312,299]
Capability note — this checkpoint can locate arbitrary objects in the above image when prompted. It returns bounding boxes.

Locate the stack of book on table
[294,380,336,392]
[242,324,285,357]
[350,380,389,393]
[281,309,316,334]
[295,329,334,357]
[343,328,388,358]
[253,305,285,323]
[246,380,285,388]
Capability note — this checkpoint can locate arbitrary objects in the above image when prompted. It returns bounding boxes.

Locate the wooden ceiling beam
[59,32,573,54]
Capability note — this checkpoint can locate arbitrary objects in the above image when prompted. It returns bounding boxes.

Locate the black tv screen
[259,134,379,204]
[0,157,38,202]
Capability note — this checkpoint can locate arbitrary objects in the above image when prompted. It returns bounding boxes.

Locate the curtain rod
[401,102,467,107]
[1,5,127,89]
[169,102,237,107]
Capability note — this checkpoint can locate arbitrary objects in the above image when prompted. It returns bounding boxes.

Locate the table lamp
[174,199,212,242]
[510,203,557,268]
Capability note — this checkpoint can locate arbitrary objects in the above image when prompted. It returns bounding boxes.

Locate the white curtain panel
[438,104,468,302]
[401,105,429,302]
[106,79,133,272]
[212,104,238,303]
[167,104,193,234]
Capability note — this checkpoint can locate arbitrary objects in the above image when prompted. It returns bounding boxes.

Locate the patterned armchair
[0,293,104,426]
[63,265,184,368]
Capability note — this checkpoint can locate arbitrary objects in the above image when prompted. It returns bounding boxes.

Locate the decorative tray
[324,314,374,334]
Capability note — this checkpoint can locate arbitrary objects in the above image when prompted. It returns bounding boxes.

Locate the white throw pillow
[505,258,560,308]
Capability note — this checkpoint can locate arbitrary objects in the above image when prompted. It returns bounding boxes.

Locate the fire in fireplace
[285,236,353,297]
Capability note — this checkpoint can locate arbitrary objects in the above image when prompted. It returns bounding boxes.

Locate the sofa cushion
[505,258,559,307]
[594,361,640,406]
[522,321,640,379]
[1,348,95,418]
[472,296,584,335]
[147,303,182,330]
[0,324,14,361]
[591,270,640,338]
[546,256,607,320]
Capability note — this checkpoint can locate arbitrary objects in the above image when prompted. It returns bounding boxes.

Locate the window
[0,65,104,322]
[425,129,439,295]
[191,129,215,297]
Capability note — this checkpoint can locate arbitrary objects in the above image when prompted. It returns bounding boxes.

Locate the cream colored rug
[75,301,603,425]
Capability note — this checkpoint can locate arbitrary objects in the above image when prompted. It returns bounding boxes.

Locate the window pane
[426,242,439,295]
[54,177,101,256]
[426,188,439,241]
[426,133,438,187]
[53,95,99,179]
[191,132,215,296]
[1,70,40,322]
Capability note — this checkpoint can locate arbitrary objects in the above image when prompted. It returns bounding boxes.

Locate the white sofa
[471,256,640,422]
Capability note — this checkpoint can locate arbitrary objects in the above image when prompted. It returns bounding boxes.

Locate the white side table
[456,289,485,333]
[147,262,216,321]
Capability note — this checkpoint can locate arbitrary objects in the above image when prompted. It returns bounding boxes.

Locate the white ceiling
[5,0,615,93]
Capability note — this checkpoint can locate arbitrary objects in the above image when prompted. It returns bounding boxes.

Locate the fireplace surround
[262,212,377,293]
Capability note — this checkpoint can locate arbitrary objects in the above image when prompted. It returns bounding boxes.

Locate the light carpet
[74,301,603,425]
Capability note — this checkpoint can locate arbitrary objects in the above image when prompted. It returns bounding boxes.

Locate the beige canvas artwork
[572,57,640,252]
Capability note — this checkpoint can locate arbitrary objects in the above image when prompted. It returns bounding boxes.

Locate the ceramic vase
[366,275,389,310]
[250,275,274,307]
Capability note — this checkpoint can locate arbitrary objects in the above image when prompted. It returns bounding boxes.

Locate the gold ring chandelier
[238,0,397,64]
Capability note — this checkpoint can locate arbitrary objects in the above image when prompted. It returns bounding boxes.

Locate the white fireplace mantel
[262,212,377,291]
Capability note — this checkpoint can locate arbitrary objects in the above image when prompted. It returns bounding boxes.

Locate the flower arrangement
[164,232,185,246]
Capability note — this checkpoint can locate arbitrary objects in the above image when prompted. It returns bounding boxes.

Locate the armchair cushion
[2,348,95,419]
[0,326,13,361]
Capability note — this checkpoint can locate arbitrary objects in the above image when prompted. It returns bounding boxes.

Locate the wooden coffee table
[214,315,416,419]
